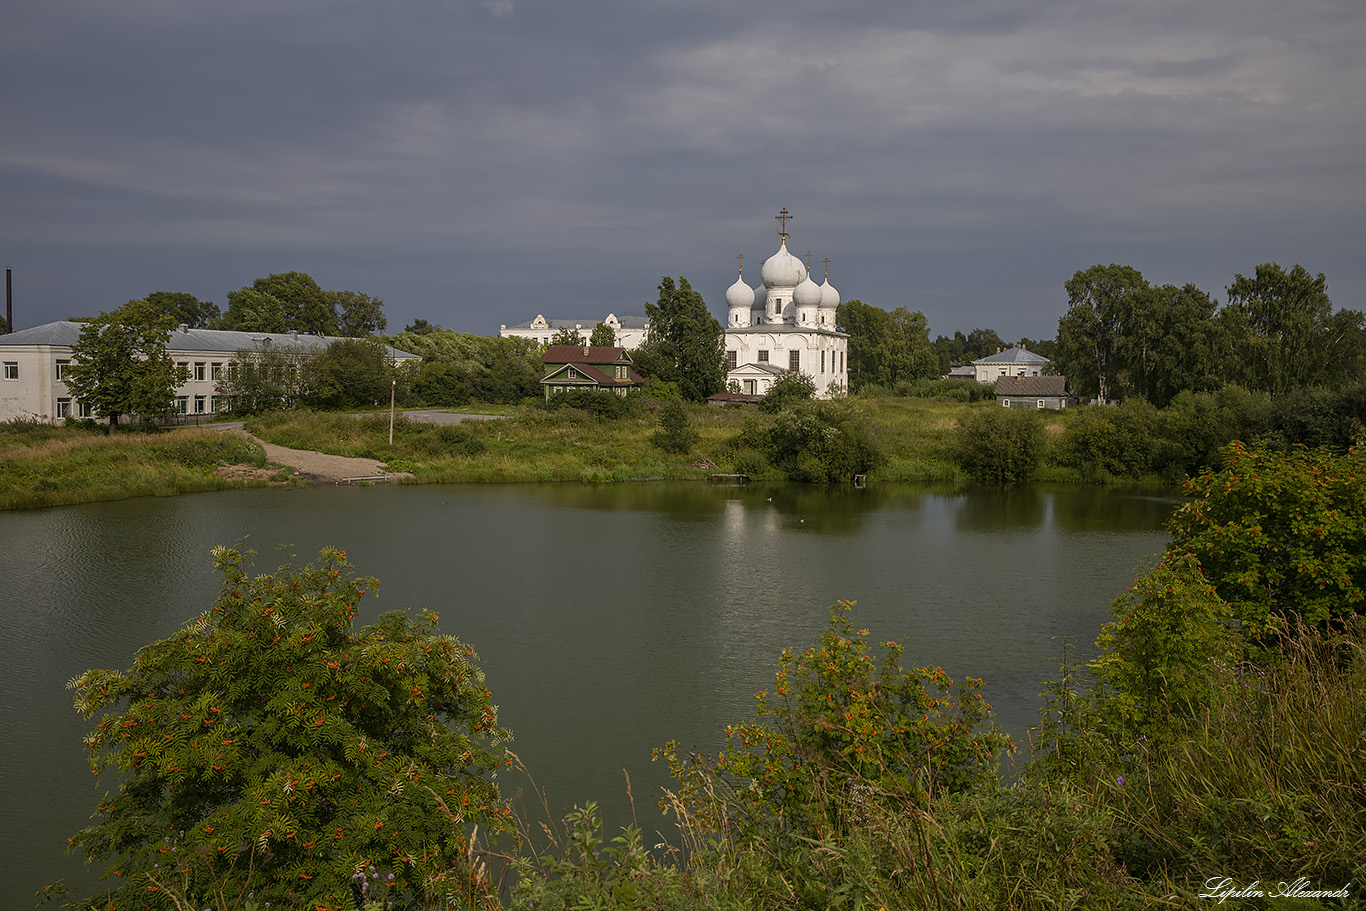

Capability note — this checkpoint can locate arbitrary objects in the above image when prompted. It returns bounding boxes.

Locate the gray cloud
[1,0,1362,338]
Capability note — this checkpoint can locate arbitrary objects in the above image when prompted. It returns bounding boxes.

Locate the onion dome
[794,275,823,308]
[820,277,840,310]
[760,238,806,289]
[726,274,756,310]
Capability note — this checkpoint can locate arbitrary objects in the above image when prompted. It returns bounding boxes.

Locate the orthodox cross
[736,253,744,276]
[775,208,793,237]
[823,256,831,279]
[804,251,814,270]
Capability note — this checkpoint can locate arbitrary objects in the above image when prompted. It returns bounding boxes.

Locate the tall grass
[0,422,274,509]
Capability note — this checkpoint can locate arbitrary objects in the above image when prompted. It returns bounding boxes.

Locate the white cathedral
[723,209,848,398]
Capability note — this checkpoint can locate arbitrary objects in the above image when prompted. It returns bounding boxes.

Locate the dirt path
[216,430,412,484]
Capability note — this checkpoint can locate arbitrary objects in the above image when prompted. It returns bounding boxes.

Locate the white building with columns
[723,211,848,397]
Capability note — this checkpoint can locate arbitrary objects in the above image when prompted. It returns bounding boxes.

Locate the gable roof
[973,346,1051,366]
[508,315,649,330]
[992,375,1070,397]
[542,345,632,365]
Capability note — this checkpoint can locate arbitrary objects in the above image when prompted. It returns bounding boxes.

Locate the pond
[0,481,1177,898]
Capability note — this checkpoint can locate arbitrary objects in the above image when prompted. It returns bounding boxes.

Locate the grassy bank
[246,397,1030,485]
[0,421,286,510]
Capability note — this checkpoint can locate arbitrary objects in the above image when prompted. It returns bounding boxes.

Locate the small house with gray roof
[993,375,1075,410]
[972,345,1051,383]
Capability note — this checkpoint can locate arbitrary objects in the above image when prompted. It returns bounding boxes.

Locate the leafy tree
[333,290,387,337]
[63,299,188,433]
[759,370,816,413]
[837,300,938,392]
[220,272,339,336]
[953,406,1045,484]
[588,322,617,347]
[141,291,221,329]
[632,276,725,403]
[391,329,542,406]
[1165,438,1366,636]
[64,546,509,911]
[217,344,318,414]
[403,318,439,335]
[652,397,698,454]
[1222,262,1349,397]
[549,326,584,347]
[309,337,393,409]
[1055,264,1148,403]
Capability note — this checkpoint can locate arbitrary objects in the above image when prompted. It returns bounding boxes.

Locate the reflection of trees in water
[1050,486,1183,533]
[954,486,1049,532]
[530,481,1178,540]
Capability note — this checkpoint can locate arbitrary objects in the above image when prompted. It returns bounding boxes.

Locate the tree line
[133,271,388,337]
[1055,262,1364,406]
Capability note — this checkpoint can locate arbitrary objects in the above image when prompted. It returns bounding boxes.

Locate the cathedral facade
[724,211,848,398]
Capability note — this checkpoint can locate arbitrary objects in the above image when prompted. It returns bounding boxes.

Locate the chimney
[582,346,590,358]
[5,268,11,334]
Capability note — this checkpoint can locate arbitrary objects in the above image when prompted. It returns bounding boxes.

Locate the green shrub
[753,400,884,483]
[759,372,817,413]
[62,547,509,910]
[953,406,1044,484]
[653,397,699,454]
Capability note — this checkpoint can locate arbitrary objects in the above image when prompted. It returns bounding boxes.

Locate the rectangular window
[77,401,93,418]
[1001,399,1010,408]
[758,350,769,363]
[726,350,738,370]
[56,397,72,418]
[789,350,800,371]
[176,396,189,413]
[821,351,826,373]
[194,362,206,382]
[194,395,206,414]
[211,362,223,381]
[56,359,71,381]
[211,396,222,413]
[1037,399,1045,409]
[3,362,17,380]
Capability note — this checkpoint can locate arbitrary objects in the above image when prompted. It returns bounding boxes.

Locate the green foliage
[657,603,1014,909]
[217,345,318,415]
[391,329,543,406]
[1053,400,1159,481]
[758,371,816,413]
[309,337,396,409]
[63,547,509,910]
[63,298,189,432]
[1223,262,1346,397]
[549,326,584,346]
[633,277,726,403]
[749,400,883,483]
[1165,438,1366,635]
[540,388,638,420]
[653,397,698,454]
[141,291,221,329]
[1095,620,1366,891]
[333,290,387,337]
[588,322,617,347]
[836,299,938,392]
[952,406,1044,484]
[1089,556,1243,743]
[219,273,387,338]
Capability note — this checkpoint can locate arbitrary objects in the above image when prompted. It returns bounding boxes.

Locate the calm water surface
[0,482,1176,898]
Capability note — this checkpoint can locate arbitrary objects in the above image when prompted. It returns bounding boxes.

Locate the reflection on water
[0,482,1177,898]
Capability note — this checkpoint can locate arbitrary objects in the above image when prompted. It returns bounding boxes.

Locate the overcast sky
[3,0,1363,341]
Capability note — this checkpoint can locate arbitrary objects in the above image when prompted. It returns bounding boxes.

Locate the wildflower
[1116,775,1125,786]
